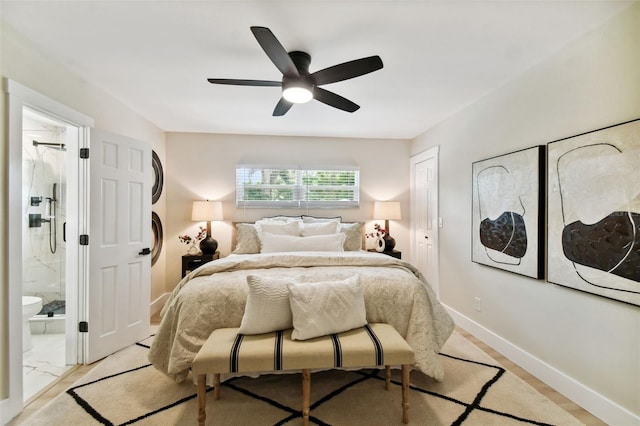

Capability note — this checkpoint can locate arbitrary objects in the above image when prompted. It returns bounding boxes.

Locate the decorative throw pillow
[339,222,364,251]
[238,275,295,334]
[300,221,339,236]
[255,220,301,240]
[260,232,346,253]
[287,275,367,340]
[262,215,302,222]
[301,215,342,223]
[233,223,261,254]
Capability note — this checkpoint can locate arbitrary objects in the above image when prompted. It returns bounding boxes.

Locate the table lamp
[192,200,223,254]
[373,201,401,251]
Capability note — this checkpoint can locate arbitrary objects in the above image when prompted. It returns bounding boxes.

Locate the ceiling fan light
[282,86,313,103]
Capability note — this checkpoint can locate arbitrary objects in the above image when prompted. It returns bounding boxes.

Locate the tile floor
[23,333,72,402]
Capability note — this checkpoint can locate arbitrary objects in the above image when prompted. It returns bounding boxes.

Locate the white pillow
[339,222,364,251]
[302,216,342,223]
[287,275,367,340]
[255,220,301,240]
[261,215,301,222]
[301,221,339,236]
[233,223,261,254]
[260,232,346,253]
[238,275,295,335]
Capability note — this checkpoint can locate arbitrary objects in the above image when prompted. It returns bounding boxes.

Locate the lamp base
[200,236,218,254]
[383,235,396,251]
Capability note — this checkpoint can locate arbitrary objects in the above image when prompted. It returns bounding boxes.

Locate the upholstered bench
[192,323,415,425]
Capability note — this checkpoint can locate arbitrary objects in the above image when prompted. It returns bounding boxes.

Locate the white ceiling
[0,1,631,140]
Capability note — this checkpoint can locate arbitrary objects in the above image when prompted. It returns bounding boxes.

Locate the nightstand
[182,252,219,277]
[368,249,401,259]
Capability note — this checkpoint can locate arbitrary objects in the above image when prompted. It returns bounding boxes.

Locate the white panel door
[86,129,151,363]
[411,147,439,298]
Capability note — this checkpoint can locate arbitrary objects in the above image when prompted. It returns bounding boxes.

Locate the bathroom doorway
[3,80,93,422]
[21,107,77,402]
[4,80,150,423]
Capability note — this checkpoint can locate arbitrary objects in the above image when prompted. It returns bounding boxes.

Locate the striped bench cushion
[192,323,414,375]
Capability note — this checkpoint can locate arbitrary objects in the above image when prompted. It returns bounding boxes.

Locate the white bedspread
[148,251,454,382]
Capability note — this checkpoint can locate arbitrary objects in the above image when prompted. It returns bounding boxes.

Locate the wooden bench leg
[385,365,391,390]
[197,374,207,426]
[213,373,221,400]
[302,369,311,426]
[402,364,410,424]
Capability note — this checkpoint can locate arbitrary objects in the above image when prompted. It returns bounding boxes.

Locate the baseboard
[444,304,639,426]
[150,293,170,316]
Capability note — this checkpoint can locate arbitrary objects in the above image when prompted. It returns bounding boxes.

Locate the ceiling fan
[207,26,383,116]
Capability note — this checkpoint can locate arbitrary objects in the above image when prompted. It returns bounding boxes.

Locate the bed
[148,218,455,383]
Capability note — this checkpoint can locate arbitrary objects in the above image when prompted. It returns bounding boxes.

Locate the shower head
[33,140,66,151]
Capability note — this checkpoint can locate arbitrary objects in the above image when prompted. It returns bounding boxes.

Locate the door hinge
[79,234,89,246]
[80,147,89,159]
[79,321,89,333]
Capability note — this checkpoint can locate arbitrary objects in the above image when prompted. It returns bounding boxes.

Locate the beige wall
[1,22,167,398]
[165,132,411,289]
[412,4,640,421]
[0,14,7,400]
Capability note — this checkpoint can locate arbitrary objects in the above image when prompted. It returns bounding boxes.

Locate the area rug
[18,331,582,425]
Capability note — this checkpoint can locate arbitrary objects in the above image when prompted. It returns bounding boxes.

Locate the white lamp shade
[191,201,223,221]
[373,201,401,220]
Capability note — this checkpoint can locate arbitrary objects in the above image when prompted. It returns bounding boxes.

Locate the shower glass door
[21,108,72,401]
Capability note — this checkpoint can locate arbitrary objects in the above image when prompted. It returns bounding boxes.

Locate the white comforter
[148,251,454,382]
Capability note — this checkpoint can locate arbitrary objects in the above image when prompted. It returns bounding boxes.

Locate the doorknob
[424,236,429,239]
[138,247,151,255]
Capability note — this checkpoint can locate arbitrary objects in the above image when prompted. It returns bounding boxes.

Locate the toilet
[22,296,43,352]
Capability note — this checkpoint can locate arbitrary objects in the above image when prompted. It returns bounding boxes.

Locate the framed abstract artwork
[472,146,545,279]
[547,118,640,307]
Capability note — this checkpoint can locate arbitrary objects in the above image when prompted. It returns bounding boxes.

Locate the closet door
[84,129,151,363]
[410,147,440,298]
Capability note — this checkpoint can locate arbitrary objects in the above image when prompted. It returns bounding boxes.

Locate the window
[236,166,359,208]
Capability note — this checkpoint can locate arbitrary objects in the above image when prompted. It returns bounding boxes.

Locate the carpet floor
[18,331,582,425]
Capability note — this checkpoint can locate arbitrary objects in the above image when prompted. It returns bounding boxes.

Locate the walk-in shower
[23,116,68,330]
[22,108,74,402]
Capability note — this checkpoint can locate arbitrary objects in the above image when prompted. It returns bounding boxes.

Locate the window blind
[236,166,359,208]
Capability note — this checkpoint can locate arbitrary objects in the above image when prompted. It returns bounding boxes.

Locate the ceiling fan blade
[273,98,293,116]
[250,26,299,77]
[313,87,360,113]
[207,78,281,87]
[311,56,383,86]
